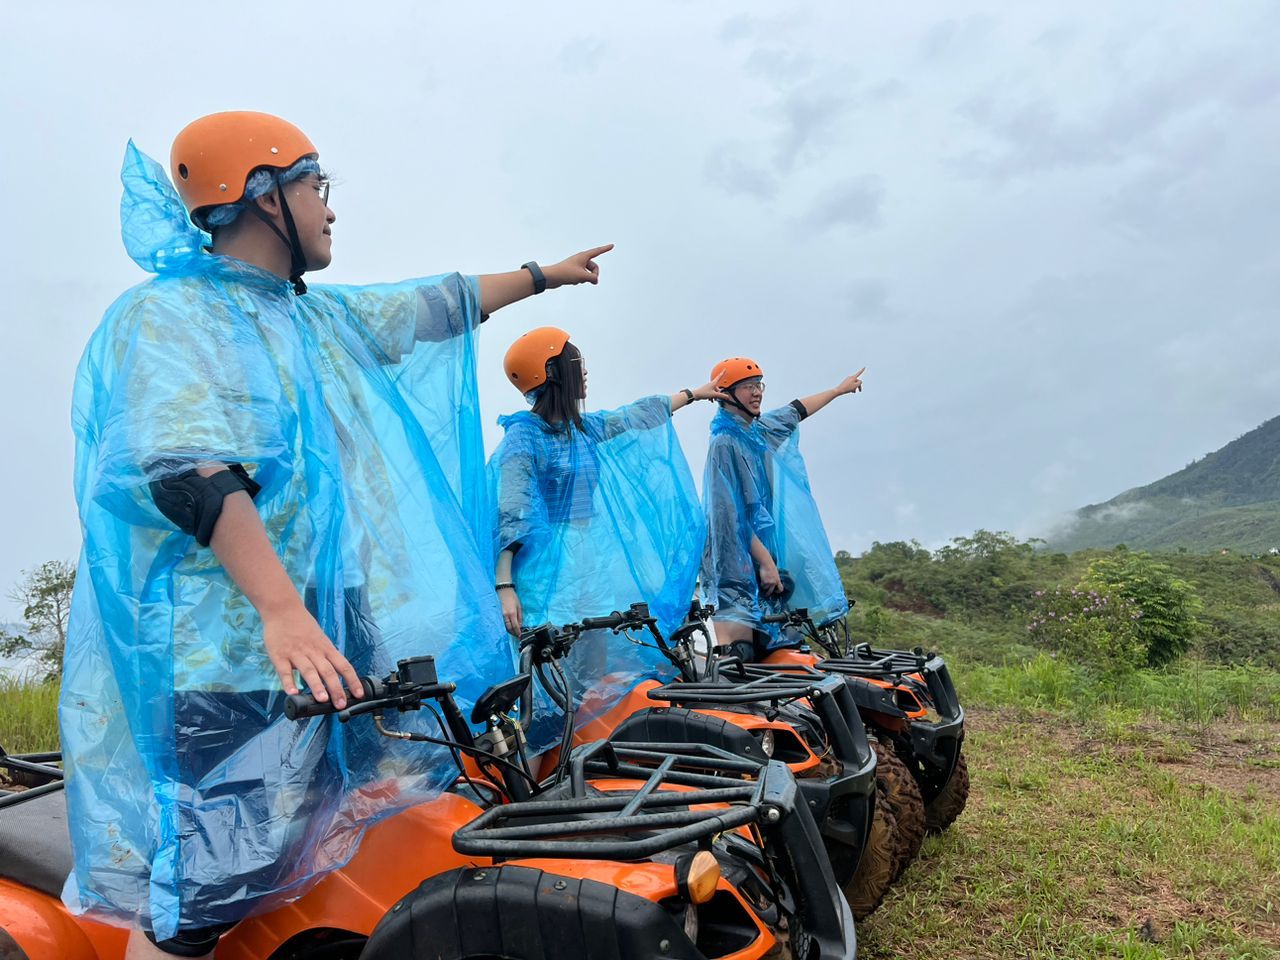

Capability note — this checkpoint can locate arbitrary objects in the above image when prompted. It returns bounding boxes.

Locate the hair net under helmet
[199,157,321,230]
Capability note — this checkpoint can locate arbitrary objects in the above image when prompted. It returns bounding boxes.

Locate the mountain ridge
[1047,415,1280,553]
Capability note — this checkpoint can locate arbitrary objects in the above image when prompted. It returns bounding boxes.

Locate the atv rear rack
[646,667,873,769]
[817,648,964,724]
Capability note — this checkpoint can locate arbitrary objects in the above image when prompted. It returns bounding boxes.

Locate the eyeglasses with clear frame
[296,176,331,206]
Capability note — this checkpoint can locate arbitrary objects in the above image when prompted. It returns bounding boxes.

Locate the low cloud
[559,37,606,73]
[704,143,780,200]
[800,176,885,231]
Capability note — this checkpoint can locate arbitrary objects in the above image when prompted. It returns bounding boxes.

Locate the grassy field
[0,674,59,756]
[859,702,1280,959]
[845,601,1280,958]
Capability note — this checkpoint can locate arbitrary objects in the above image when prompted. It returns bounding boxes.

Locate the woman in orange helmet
[702,357,866,660]
[487,328,726,752]
[64,111,613,959]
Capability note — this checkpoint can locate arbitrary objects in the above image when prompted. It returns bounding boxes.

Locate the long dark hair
[531,341,585,431]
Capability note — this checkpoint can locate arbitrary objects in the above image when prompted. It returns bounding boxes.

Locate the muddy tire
[871,739,925,880]
[924,750,969,834]
[842,800,899,919]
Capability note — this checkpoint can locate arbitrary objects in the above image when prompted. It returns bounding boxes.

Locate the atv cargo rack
[454,740,855,960]
[0,747,64,810]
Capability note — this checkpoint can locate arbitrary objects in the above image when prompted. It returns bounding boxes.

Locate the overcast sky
[1,1,1277,620]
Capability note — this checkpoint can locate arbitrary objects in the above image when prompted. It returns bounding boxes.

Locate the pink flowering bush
[1026,584,1146,676]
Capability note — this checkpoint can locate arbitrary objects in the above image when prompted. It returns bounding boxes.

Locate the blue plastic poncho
[488,397,705,751]
[701,404,848,648]
[60,143,511,939]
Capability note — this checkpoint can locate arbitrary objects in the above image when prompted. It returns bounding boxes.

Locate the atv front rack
[0,747,64,810]
[453,741,769,861]
[455,740,856,960]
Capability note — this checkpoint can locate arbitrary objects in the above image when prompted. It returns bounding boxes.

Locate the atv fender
[362,865,716,960]
[0,877,126,960]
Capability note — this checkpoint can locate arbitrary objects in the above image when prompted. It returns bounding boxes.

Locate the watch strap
[521,261,547,295]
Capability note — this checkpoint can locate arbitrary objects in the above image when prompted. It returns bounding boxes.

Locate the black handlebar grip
[285,691,334,720]
[760,612,790,624]
[285,677,377,721]
[581,614,623,630]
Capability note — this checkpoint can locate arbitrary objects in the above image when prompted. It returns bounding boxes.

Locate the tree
[0,560,76,682]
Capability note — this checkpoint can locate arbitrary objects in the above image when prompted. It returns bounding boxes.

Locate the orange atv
[751,607,968,852]
[0,652,856,959]
[516,606,898,919]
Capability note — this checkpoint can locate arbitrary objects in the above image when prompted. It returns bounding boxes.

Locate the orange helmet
[504,327,572,393]
[711,357,764,389]
[170,111,317,216]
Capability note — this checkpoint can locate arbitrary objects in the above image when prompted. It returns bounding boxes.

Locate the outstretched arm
[478,244,614,316]
[670,378,733,412]
[796,368,865,419]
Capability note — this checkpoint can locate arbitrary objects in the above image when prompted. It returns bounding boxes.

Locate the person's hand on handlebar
[500,585,523,637]
[757,555,784,597]
[263,603,363,710]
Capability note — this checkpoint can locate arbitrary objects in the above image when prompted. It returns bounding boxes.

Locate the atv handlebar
[283,656,461,726]
[760,607,811,627]
[580,613,625,630]
[581,602,656,633]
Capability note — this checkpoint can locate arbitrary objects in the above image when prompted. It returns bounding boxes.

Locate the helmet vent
[178,164,189,180]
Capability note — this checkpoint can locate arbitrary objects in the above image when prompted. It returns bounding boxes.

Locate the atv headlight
[756,729,775,758]
[682,903,699,943]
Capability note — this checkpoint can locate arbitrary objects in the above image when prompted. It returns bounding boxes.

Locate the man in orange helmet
[701,357,866,660]
[63,111,612,958]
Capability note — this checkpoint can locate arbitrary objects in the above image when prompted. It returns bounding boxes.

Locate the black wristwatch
[681,388,695,403]
[521,261,547,295]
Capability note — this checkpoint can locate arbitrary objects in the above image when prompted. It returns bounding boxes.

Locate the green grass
[0,674,60,756]
[858,710,1280,959]
[959,655,1280,728]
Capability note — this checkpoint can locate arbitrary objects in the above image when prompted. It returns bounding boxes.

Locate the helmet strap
[722,383,759,419]
[245,186,309,295]
[275,186,309,295]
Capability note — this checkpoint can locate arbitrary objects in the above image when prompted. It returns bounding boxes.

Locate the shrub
[1080,553,1202,666]
[1026,586,1147,677]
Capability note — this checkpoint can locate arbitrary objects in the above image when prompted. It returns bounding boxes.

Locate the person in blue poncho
[487,327,723,750]
[64,111,614,959]
[701,355,865,661]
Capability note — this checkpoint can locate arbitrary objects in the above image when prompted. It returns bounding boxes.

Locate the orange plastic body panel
[507,858,775,960]
[214,792,486,960]
[760,649,820,669]
[0,878,127,960]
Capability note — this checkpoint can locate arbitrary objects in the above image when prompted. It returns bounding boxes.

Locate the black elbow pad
[150,464,261,547]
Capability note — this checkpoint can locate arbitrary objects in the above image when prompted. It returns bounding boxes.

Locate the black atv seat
[0,788,74,897]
